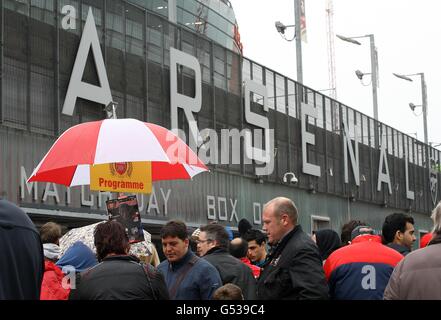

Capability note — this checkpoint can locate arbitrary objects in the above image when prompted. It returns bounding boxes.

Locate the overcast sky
[230,0,441,149]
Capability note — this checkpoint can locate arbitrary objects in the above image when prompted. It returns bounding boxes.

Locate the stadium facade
[0,0,439,246]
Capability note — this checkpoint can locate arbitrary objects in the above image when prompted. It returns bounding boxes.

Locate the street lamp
[275,0,303,83]
[409,103,423,114]
[336,34,379,121]
[392,72,428,146]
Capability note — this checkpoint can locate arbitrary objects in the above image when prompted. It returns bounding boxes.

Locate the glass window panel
[362,115,369,145]
[348,108,355,140]
[227,51,240,95]
[341,105,348,135]
[355,112,361,141]
[388,128,393,155]
[275,74,286,114]
[252,63,263,84]
[82,1,102,27]
[30,0,54,25]
[5,0,29,15]
[106,2,124,51]
[325,98,332,131]
[3,58,27,127]
[163,23,176,67]
[316,93,324,128]
[147,13,163,64]
[182,29,196,56]
[398,133,404,158]
[288,80,296,118]
[125,6,144,57]
[409,138,414,164]
[196,37,211,84]
[265,70,275,110]
[30,64,54,134]
[369,119,375,147]
[242,58,251,81]
[213,45,226,89]
[332,101,340,133]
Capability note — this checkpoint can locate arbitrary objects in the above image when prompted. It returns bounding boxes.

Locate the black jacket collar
[266,225,302,264]
[386,243,410,256]
[206,247,227,256]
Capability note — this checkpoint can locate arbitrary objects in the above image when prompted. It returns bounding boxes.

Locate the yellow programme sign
[90,162,152,194]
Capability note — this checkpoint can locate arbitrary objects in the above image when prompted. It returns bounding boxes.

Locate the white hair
[431,201,441,234]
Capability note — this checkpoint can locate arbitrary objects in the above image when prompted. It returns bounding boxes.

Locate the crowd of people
[1,196,441,300]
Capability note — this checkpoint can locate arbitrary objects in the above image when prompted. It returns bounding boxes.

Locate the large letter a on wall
[62,7,112,116]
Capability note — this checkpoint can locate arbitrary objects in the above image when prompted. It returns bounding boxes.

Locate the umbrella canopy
[59,221,155,259]
[27,118,208,187]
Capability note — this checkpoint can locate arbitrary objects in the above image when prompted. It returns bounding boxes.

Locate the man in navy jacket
[158,220,222,300]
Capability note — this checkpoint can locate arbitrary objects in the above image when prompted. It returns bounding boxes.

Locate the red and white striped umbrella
[28,119,208,186]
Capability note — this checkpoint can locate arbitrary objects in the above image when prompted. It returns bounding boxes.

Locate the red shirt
[240,257,261,278]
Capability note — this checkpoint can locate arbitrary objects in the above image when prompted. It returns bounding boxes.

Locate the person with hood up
[0,199,44,300]
[238,218,253,238]
[311,229,341,264]
[56,241,98,274]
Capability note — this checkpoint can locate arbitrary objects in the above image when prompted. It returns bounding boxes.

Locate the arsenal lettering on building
[0,2,439,234]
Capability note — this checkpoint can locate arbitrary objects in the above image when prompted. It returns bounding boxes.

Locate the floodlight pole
[420,73,428,147]
[337,34,378,122]
[294,0,303,84]
[369,35,379,122]
[393,72,428,147]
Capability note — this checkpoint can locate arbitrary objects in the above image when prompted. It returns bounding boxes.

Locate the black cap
[350,225,375,241]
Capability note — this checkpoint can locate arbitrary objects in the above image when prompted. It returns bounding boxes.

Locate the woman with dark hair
[312,229,341,263]
[69,221,169,300]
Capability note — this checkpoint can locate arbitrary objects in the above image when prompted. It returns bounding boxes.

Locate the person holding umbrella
[69,220,169,300]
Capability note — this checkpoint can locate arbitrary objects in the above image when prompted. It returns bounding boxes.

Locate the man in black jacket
[198,224,257,300]
[257,197,328,300]
[69,221,169,300]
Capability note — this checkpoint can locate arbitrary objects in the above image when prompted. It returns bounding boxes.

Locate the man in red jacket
[324,225,403,300]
